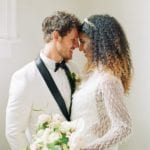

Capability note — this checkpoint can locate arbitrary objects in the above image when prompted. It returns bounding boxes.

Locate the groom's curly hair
[42,11,81,43]
[80,15,133,93]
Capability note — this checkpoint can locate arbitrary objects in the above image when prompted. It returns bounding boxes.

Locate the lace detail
[88,91,110,138]
[83,75,131,150]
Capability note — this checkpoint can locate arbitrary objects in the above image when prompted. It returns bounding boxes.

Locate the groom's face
[56,28,79,61]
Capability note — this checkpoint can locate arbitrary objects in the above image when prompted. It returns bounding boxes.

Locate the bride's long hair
[80,15,133,94]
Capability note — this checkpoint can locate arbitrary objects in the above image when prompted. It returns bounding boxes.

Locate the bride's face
[79,32,93,61]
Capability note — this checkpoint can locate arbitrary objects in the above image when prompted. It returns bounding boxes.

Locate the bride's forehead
[79,32,90,39]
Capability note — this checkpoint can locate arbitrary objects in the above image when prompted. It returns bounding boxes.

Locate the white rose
[61,121,73,133]
[38,114,52,125]
[32,139,44,149]
[36,129,45,138]
[52,113,64,122]
[42,145,49,150]
[69,118,85,150]
[69,133,85,150]
[30,144,36,150]
[47,132,61,143]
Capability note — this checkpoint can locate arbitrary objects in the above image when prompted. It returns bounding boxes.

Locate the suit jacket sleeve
[6,70,32,150]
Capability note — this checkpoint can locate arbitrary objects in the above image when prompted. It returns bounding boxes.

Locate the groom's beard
[56,49,71,62]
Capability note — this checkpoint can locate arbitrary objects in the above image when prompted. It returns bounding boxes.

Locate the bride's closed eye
[79,39,85,44]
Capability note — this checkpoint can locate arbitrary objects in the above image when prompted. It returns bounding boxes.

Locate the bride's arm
[83,77,132,150]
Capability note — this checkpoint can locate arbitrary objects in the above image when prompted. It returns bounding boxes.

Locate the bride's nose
[79,44,84,52]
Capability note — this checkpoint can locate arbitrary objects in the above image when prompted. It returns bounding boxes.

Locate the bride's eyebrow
[79,38,84,42]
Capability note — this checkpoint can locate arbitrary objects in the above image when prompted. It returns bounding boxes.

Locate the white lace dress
[71,69,131,150]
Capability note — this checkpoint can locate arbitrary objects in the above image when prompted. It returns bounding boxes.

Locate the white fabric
[71,69,131,150]
[6,51,77,150]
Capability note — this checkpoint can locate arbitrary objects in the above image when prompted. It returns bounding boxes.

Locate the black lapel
[60,63,76,117]
[35,57,70,121]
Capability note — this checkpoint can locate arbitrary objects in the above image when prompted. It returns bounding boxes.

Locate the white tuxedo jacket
[6,53,77,150]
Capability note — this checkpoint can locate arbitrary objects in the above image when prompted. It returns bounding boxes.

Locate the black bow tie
[54,59,76,95]
[54,60,66,72]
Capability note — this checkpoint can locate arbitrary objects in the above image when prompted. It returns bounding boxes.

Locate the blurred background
[0,0,150,149]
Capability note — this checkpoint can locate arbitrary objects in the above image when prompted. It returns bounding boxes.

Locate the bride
[71,14,133,150]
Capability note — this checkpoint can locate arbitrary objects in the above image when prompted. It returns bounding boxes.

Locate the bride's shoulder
[97,70,122,85]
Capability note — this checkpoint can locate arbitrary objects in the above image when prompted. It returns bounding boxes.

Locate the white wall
[0,0,150,149]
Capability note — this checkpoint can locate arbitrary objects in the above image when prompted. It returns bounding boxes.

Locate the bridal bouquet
[27,114,85,150]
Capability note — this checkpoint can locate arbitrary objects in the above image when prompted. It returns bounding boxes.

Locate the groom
[6,11,81,150]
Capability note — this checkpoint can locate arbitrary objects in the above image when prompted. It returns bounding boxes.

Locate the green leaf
[37,122,49,131]
[42,122,49,128]
[47,143,60,150]
[62,144,69,150]
[54,127,59,132]
[71,72,76,80]
[26,145,30,150]
[60,134,69,144]
[55,134,69,145]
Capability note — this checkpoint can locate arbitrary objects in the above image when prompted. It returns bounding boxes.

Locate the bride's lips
[69,50,73,56]
[84,52,87,56]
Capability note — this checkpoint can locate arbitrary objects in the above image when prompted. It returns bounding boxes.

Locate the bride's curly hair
[80,15,133,93]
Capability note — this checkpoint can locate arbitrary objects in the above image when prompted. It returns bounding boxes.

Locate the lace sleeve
[84,76,132,150]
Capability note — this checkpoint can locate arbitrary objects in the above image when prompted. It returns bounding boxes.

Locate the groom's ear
[52,31,61,42]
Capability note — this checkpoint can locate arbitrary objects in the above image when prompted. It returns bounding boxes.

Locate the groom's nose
[73,39,79,49]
